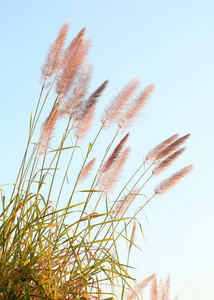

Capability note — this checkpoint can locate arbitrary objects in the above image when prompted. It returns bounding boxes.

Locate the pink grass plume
[56,37,91,97]
[59,63,93,118]
[41,22,69,83]
[74,80,108,140]
[61,27,86,69]
[121,84,154,130]
[37,101,61,155]
[79,158,96,184]
[101,78,140,128]
[157,134,190,161]
[127,274,155,300]
[102,133,130,173]
[153,147,186,175]
[146,134,179,162]
[111,187,139,219]
[98,147,130,195]
[151,276,158,300]
[155,164,194,196]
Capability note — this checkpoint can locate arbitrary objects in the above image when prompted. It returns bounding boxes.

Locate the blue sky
[0,1,214,299]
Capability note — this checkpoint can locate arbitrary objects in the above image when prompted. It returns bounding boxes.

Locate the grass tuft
[0,24,192,299]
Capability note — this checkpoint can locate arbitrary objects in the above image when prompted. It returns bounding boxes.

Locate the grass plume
[153,147,186,175]
[0,23,193,300]
[156,134,191,160]
[79,158,96,184]
[146,134,179,162]
[101,78,140,128]
[121,84,154,130]
[98,146,131,195]
[126,274,155,300]
[41,22,69,83]
[102,133,130,172]
[74,80,108,139]
[155,164,194,195]
[37,100,61,155]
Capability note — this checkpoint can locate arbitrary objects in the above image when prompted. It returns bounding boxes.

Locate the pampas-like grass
[155,164,193,195]
[41,22,69,83]
[37,100,61,155]
[101,78,140,127]
[130,219,137,246]
[74,80,108,139]
[1,22,193,300]
[79,158,96,184]
[153,147,186,175]
[102,133,130,173]
[98,146,130,195]
[111,187,139,219]
[156,134,190,160]
[151,276,158,300]
[56,37,91,97]
[150,275,173,300]
[126,274,155,300]
[121,84,154,130]
[61,27,86,70]
[60,63,93,118]
[146,134,179,162]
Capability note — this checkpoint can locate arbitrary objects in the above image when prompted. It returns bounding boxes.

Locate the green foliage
[0,23,191,299]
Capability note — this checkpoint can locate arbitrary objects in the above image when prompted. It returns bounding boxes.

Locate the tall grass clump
[0,23,193,300]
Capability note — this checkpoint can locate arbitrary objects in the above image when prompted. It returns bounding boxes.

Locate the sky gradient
[0,1,214,299]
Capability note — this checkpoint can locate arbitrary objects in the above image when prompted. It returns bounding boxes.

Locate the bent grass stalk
[0,24,193,300]
[89,139,192,270]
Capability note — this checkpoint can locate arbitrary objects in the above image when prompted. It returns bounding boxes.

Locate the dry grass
[0,23,193,299]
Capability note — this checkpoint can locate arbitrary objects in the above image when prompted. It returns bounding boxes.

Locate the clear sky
[0,1,214,299]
